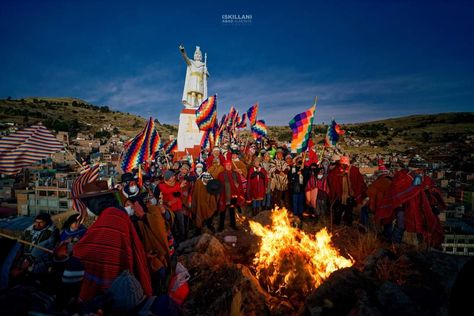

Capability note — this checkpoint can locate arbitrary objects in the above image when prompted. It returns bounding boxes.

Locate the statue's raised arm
[180,45,208,108]
[179,44,191,66]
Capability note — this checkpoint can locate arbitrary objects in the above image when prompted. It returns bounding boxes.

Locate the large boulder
[183,263,293,316]
[178,233,228,270]
[301,249,468,316]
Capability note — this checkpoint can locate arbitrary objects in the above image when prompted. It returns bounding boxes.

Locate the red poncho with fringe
[366,174,392,213]
[73,207,152,301]
[376,170,444,247]
[327,165,367,203]
[218,170,245,211]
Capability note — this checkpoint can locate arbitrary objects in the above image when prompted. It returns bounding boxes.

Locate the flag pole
[304,96,318,166]
[0,231,54,254]
[64,146,86,171]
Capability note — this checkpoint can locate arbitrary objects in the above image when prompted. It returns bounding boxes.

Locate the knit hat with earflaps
[108,270,146,312]
[164,170,175,181]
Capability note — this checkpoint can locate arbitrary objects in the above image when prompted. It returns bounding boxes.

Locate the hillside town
[1,103,473,315]
[1,119,473,252]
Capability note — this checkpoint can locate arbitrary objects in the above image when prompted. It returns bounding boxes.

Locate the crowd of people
[0,138,447,315]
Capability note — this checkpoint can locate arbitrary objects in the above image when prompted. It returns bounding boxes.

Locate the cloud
[210,70,472,125]
[81,63,183,122]
[70,62,472,126]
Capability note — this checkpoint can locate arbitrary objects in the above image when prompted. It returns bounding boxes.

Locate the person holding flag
[287,100,317,211]
[327,156,367,226]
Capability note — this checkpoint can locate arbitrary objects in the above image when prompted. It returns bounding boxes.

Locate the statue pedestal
[177,108,203,152]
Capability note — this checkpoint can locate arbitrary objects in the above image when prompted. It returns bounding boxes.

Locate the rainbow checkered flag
[247,103,258,126]
[227,106,239,129]
[236,113,247,129]
[289,105,316,153]
[325,119,345,147]
[163,139,177,154]
[121,117,160,172]
[195,95,217,131]
[200,129,211,150]
[251,119,268,140]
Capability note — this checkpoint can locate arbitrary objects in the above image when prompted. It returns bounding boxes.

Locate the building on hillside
[90,152,102,164]
[16,189,35,216]
[442,219,474,256]
[16,179,74,216]
[52,150,76,166]
[463,191,474,212]
[0,178,15,201]
[99,163,119,184]
[99,144,110,154]
[56,131,69,145]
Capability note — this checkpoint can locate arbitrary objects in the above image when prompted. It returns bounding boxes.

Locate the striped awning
[0,123,64,175]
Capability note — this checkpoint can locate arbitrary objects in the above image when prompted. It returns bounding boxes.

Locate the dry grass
[330,225,384,267]
[375,255,419,286]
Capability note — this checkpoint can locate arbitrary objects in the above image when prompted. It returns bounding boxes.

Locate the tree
[94,130,111,139]
[99,106,110,113]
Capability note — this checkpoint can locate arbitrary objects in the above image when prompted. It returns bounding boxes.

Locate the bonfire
[249,207,354,297]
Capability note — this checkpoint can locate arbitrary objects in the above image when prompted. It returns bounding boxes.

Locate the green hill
[1,98,472,159]
[267,112,474,159]
[341,112,474,152]
[0,97,177,138]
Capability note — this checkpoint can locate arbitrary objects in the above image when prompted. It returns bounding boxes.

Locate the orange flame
[249,207,354,296]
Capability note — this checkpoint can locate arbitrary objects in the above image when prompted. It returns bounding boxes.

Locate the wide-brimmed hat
[206,179,222,195]
[78,180,117,199]
[121,172,134,183]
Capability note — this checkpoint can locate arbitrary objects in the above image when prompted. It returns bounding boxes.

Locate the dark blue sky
[0,0,473,125]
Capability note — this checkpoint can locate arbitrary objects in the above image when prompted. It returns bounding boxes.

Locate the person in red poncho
[327,156,367,226]
[376,168,444,247]
[217,160,245,231]
[73,180,152,302]
[366,165,393,239]
[206,147,225,169]
[159,170,186,242]
[247,157,268,216]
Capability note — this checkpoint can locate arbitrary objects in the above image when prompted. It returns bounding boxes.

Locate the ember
[249,207,354,296]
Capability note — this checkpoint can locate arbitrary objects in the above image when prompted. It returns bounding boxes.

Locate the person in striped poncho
[72,180,152,302]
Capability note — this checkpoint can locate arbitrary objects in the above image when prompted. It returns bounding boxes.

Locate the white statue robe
[181,57,209,108]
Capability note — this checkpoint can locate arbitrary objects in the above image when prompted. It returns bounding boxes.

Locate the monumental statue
[179,45,209,108]
[176,44,208,151]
